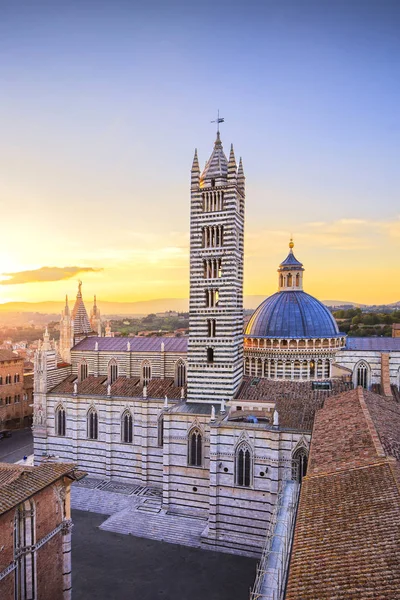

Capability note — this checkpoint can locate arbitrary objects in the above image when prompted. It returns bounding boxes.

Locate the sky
[0,0,399,306]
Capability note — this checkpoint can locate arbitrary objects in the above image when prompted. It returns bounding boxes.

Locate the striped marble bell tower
[187,132,245,404]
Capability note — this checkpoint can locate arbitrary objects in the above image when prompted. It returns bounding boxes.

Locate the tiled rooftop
[73,336,188,353]
[235,377,352,431]
[286,387,400,599]
[345,337,400,351]
[0,349,21,362]
[0,462,80,515]
[50,375,186,400]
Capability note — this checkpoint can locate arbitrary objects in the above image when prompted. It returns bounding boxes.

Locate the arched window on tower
[287,273,292,286]
[207,348,214,363]
[188,427,202,466]
[55,405,66,436]
[108,359,118,384]
[296,273,300,286]
[356,362,368,388]
[292,447,308,484]
[79,359,88,382]
[235,442,252,487]
[142,361,152,386]
[175,360,186,387]
[121,410,133,443]
[87,407,98,440]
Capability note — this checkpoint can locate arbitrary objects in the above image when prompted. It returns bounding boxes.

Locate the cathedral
[33,132,400,558]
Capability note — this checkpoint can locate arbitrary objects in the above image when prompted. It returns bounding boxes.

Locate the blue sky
[0,0,399,304]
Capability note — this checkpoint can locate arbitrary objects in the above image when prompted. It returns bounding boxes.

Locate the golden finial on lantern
[289,236,294,250]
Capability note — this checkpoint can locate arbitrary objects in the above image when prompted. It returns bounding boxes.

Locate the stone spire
[191,148,200,189]
[237,157,245,193]
[90,294,102,336]
[42,326,51,351]
[227,144,237,181]
[71,281,92,340]
[200,133,228,187]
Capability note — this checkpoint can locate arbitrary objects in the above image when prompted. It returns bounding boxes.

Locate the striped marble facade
[187,135,245,404]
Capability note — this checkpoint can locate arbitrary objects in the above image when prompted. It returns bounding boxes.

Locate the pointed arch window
[235,442,252,487]
[158,414,164,447]
[87,408,98,440]
[175,360,186,387]
[55,405,66,436]
[356,362,368,388]
[188,427,202,466]
[108,359,118,384]
[292,447,308,483]
[79,359,88,382]
[142,361,152,386]
[121,410,133,443]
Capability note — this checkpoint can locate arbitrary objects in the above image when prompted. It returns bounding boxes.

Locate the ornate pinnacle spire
[228,143,237,180]
[237,157,245,193]
[191,148,200,172]
[77,280,82,298]
[191,148,200,190]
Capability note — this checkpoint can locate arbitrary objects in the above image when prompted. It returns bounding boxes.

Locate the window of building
[207,319,216,337]
[14,499,35,600]
[87,408,98,440]
[79,360,88,382]
[188,428,202,466]
[56,405,66,436]
[108,359,118,384]
[207,347,214,363]
[142,361,152,386]
[356,362,368,388]
[6,374,11,385]
[175,360,186,387]
[0,376,2,385]
[5,396,11,405]
[158,414,164,447]
[14,394,20,403]
[235,442,252,487]
[121,411,133,443]
[14,373,20,383]
[292,447,308,483]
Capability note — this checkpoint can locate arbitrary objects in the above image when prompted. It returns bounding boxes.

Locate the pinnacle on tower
[227,144,237,180]
[191,148,200,189]
[237,157,245,192]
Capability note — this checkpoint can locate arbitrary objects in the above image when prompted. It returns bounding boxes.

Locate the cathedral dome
[245,290,340,339]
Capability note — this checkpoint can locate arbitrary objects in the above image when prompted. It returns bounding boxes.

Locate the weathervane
[211,110,224,134]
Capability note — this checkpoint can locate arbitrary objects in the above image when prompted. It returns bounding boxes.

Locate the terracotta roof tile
[286,388,400,599]
[0,462,81,515]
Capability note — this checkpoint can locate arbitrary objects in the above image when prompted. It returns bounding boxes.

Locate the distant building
[0,461,83,600]
[0,350,32,430]
[393,323,400,338]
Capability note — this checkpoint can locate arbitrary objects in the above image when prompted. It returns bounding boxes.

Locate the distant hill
[0,296,396,322]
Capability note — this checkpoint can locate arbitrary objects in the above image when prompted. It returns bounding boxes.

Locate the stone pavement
[71,478,207,549]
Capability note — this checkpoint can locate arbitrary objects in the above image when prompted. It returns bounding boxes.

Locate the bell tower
[187,129,245,404]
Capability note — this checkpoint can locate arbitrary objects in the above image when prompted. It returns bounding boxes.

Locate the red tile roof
[286,388,400,599]
[49,375,186,400]
[0,349,21,362]
[0,462,81,515]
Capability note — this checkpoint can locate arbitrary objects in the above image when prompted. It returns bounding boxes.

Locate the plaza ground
[72,510,257,600]
[0,428,33,463]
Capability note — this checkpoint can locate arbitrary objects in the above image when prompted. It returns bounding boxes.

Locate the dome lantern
[278,238,304,291]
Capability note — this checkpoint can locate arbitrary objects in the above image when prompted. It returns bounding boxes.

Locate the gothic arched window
[356,362,368,388]
[158,414,164,447]
[207,348,214,363]
[121,410,133,443]
[188,428,202,467]
[108,359,118,384]
[79,360,88,382]
[292,447,308,483]
[175,360,186,387]
[55,405,66,436]
[235,442,252,487]
[142,361,152,386]
[87,408,98,440]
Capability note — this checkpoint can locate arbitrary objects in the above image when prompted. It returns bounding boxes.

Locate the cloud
[0,266,103,285]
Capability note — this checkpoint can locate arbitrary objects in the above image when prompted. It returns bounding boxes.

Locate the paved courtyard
[72,509,257,600]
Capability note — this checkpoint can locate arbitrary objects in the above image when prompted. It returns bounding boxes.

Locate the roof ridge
[305,456,393,481]
[356,386,386,458]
